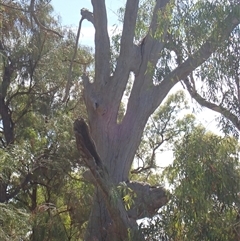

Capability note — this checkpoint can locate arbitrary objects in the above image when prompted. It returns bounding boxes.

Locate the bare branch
[122,0,172,127]
[152,5,240,110]
[120,5,240,178]
[114,0,140,76]
[63,19,83,103]
[109,1,140,122]
[91,0,110,86]
[1,2,29,12]
[29,0,63,38]
[63,8,94,103]
[80,8,94,24]
[0,97,14,145]
[184,78,240,131]
[127,182,168,220]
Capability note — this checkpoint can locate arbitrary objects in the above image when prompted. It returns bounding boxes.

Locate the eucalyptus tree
[72,0,240,240]
[0,1,93,240]
[161,126,240,241]
[2,0,240,240]
[139,125,240,241]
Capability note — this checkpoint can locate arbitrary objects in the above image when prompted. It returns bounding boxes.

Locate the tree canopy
[1,0,93,240]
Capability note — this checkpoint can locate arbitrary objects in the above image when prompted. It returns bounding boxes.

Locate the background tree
[139,125,240,241]
[0,1,93,240]
[160,126,240,241]
[131,90,194,179]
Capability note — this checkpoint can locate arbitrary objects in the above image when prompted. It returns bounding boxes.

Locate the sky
[51,0,125,46]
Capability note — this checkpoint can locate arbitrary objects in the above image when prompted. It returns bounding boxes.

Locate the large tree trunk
[73,1,240,240]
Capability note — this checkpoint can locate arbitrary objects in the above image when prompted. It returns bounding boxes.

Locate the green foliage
[198,23,240,136]
[117,182,136,210]
[161,126,240,241]
[132,90,195,180]
[0,203,30,241]
[134,0,155,42]
[154,0,174,41]
[31,206,68,241]
[0,1,93,240]
[168,0,232,53]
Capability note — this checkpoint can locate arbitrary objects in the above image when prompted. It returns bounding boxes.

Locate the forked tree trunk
[74,1,240,240]
[83,99,146,240]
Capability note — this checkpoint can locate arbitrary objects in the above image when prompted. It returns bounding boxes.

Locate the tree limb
[152,5,240,111]
[118,4,240,178]
[0,96,14,145]
[114,0,140,77]
[91,0,110,86]
[63,10,89,103]
[29,0,63,38]
[109,0,141,122]
[127,181,168,220]
[184,78,240,131]
[121,0,171,127]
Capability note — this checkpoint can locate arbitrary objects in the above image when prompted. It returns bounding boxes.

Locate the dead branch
[29,0,63,37]
[63,8,93,103]
[184,78,240,131]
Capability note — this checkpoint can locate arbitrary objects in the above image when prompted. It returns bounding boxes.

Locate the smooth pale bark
[75,1,240,240]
